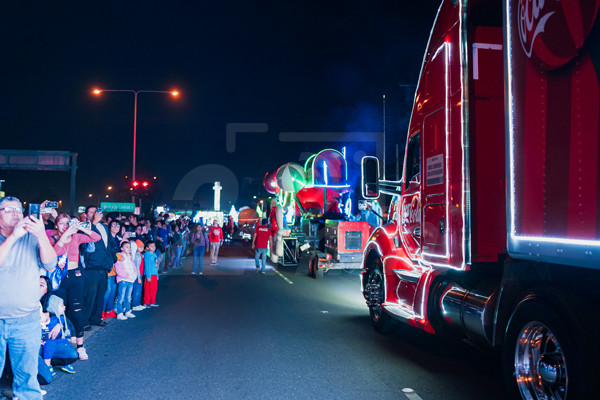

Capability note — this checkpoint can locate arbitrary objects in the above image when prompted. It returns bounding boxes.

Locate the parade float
[263,148,371,278]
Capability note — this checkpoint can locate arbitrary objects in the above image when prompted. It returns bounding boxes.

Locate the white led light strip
[421,0,468,271]
[421,42,451,261]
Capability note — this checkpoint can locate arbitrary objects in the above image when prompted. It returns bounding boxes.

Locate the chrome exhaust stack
[439,282,498,345]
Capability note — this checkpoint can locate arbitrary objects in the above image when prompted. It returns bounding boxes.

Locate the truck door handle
[440,218,445,236]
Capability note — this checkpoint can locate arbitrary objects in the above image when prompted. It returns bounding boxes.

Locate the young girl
[114,241,137,320]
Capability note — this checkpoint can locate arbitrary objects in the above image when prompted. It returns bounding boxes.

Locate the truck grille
[345,231,363,250]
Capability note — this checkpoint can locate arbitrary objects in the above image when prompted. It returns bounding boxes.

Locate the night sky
[0,1,439,211]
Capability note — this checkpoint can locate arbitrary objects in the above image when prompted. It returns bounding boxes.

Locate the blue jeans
[255,248,268,272]
[132,279,143,307]
[192,245,205,273]
[103,275,117,313]
[171,246,182,268]
[116,281,133,314]
[0,313,43,399]
[48,339,78,366]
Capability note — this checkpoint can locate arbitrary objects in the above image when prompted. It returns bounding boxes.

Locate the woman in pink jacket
[51,213,101,361]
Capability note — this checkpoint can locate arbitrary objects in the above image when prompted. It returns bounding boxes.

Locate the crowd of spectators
[0,195,249,399]
[1,197,216,398]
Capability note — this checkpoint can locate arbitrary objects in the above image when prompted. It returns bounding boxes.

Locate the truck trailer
[361,0,600,398]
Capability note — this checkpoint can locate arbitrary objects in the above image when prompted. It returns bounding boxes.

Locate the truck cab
[362,0,505,333]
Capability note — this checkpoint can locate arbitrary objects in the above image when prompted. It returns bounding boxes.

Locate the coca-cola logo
[517,0,600,70]
[518,0,555,57]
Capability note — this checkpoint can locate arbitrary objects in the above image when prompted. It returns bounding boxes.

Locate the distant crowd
[0,196,236,399]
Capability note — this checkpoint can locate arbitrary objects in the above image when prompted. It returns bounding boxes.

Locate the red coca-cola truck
[361,0,600,398]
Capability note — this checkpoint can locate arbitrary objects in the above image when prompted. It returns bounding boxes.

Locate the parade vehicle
[361,0,600,398]
[263,149,372,277]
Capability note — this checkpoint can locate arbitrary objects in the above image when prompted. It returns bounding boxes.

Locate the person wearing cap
[131,239,146,311]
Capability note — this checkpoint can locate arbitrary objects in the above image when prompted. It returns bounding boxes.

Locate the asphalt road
[36,243,506,400]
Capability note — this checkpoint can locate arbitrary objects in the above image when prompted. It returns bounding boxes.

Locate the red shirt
[254,225,271,249]
[209,226,223,243]
[139,254,145,276]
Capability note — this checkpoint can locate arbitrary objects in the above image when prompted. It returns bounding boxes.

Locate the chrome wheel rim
[515,321,568,400]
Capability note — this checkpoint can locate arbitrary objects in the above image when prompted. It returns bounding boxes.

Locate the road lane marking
[402,388,423,400]
[274,269,294,284]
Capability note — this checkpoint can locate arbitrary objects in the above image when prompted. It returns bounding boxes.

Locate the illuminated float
[262,148,371,277]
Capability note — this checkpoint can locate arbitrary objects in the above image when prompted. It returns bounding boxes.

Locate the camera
[28,203,40,218]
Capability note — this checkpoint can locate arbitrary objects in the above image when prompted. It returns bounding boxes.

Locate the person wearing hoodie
[114,241,137,320]
[39,276,77,376]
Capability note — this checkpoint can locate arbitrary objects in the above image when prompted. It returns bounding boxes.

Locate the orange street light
[92,87,180,201]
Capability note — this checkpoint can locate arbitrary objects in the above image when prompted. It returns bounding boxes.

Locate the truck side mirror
[362,156,380,199]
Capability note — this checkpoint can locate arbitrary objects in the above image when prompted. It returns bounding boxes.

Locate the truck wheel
[308,256,320,279]
[365,262,391,333]
[502,301,595,400]
[315,266,324,279]
[307,254,315,277]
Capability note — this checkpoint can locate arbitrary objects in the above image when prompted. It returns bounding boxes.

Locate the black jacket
[82,224,114,271]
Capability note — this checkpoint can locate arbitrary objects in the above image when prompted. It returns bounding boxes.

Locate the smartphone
[28,203,40,218]
[69,218,79,227]
[81,222,91,229]
[46,201,59,208]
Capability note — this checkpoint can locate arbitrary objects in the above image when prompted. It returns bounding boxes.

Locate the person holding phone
[0,196,57,399]
[81,206,114,331]
[40,200,59,230]
[51,212,101,361]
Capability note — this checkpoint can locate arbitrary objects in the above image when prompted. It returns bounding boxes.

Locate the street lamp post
[92,88,179,202]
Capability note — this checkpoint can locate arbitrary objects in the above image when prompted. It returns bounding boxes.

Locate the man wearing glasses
[0,196,57,399]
